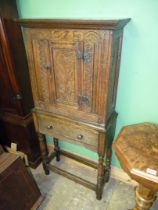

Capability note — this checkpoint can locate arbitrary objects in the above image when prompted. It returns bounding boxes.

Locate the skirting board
[47,144,137,187]
[110,166,138,187]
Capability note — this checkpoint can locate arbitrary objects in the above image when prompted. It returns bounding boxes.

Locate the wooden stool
[0,145,42,210]
[113,123,158,210]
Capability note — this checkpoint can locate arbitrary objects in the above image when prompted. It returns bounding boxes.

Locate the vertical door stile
[81,30,102,115]
[71,41,79,107]
[82,41,93,113]
[32,38,51,104]
[76,41,84,110]
[48,41,56,105]
[92,41,100,114]
[32,39,43,103]
[98,41,105,123]
[74,42,79,108]
[44,39,52,105]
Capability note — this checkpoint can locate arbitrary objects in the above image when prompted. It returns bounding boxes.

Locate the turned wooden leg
[134,185,156,210]
[104,146,112,183]
[96,155,105,200]
[105,121,116,183]
[38,133,49,175]
[53,137,60,161]
[96,133,106,200]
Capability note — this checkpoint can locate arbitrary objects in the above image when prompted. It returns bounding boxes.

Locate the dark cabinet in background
[0,0,41,167]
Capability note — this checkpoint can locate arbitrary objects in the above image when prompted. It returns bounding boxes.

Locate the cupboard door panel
[31,38,83,110]
[50,42,82,108]
[26,29,107,122]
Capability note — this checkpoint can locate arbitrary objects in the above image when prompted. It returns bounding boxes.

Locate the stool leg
[53,137,60,161]
[38,133,49,175]
[133,184,156,210]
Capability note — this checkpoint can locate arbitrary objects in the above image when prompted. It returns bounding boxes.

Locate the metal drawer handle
[77,134,83,140]
[47,125,54,129]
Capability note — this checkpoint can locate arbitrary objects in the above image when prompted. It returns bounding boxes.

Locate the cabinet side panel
[106,30,123,122]
[97,31,113,124]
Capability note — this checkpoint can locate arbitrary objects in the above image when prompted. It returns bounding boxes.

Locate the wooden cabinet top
[16,18,130,30]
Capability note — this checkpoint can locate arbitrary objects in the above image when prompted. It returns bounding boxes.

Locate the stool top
[113,122,158,190]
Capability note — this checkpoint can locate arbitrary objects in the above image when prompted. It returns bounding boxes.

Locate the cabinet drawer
[37,115,98,150]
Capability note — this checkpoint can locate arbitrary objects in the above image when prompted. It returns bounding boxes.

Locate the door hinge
[76,44,91,62]
[78,95,89,105]
[77,51,91,62]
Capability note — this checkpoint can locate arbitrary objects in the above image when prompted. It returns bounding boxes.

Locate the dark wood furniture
[113,123,158,210]
[0,145,42,210]
[0,0,41,167]
[18,19,130,199]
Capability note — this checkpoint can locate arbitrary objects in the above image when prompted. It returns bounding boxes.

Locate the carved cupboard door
[25,29,109,123]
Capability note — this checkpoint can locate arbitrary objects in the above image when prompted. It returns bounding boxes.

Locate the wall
[16,0,158,167]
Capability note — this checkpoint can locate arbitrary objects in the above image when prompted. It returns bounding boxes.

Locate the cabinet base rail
[46,149,108,199]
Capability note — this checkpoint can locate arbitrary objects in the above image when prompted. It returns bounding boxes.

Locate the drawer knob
[77,134,83,140]
[47,125,54,129]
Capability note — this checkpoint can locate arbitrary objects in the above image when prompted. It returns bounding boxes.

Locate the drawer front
[37,115,98,150]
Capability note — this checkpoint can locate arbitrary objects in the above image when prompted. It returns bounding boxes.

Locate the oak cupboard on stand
[0,0,41,167]
[18,19,130,199]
